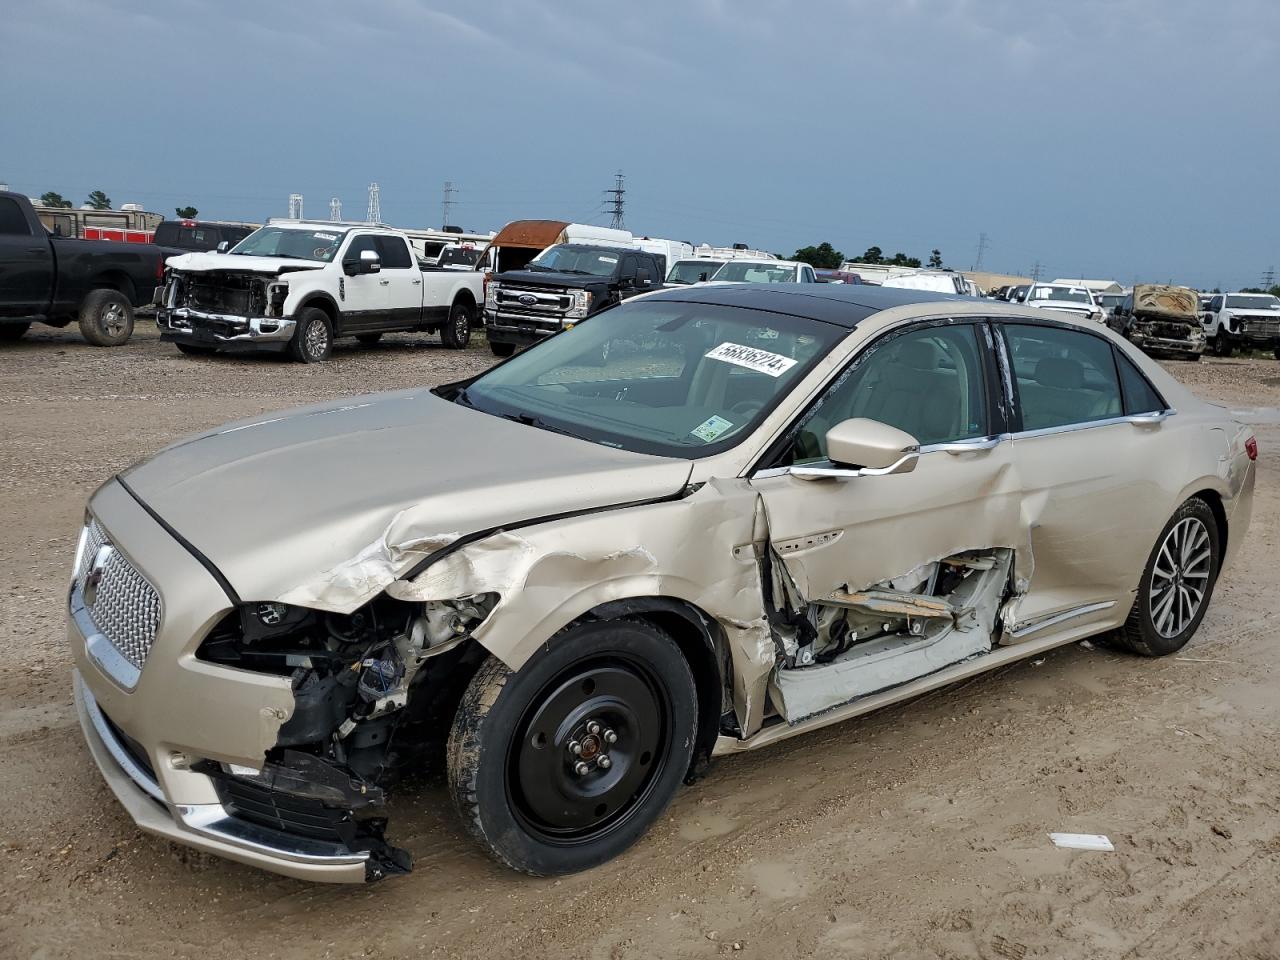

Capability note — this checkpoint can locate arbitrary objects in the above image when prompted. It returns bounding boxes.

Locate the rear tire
[356,332,383,346]
[78,289,134,346]
[447,619,696,875]
[175,343,216,356]
[0,322,31,342]
[1113,498,1220,657]
[288,307,333,363]
[441,300,473,349]
[489,340,515,357]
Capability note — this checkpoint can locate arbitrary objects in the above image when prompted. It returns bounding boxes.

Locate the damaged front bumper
[68,481,408,883]
[157,307,296,349]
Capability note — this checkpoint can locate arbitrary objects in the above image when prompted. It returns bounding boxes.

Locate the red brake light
[1245,436,1258,461]
[156,255,164,279]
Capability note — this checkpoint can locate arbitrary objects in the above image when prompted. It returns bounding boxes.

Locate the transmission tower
[441,180,457,227]
[329,197,342,221]
[287,193,304,219]
[1030,260,1043,281]
[972,232,989,271]
[1263,266,1275,289]
[366,182,381,224]
[606,171,626,230]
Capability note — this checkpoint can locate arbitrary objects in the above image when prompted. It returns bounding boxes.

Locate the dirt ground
[2,322,1278,960]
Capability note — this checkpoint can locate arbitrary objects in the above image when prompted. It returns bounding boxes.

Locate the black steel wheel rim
[506,654,671,844]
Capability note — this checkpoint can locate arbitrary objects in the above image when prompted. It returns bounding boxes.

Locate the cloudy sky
[2,0,1276,287]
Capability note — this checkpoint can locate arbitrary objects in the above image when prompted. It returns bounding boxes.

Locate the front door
[373,235,424,330]
[339,234,388,334]
[751,320,1023,613]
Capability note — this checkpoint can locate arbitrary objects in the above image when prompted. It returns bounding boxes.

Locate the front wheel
[447,619,696,875]
[288,307,333,363]
[1211,334,1234,357]
[441,300,473,349]
[1113,498,1220,657]
[78,289,134,346]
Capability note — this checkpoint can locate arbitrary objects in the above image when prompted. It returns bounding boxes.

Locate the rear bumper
[157,307,295,349]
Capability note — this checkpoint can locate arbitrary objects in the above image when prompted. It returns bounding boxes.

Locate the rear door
[0,196,53,317]
[998,320,1170,634]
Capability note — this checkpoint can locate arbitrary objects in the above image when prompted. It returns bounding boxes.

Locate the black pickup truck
[0,191,165,345]
[482,244,665,356]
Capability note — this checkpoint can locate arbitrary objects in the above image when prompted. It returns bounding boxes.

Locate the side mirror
[790,418,919,480]
[216,241,230,253]
[344,250,381,276]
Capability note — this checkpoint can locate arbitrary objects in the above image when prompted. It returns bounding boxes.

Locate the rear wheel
[356,332,383,346]
[78,289,134,346]
[489,340,515,357]
[1113,498,1220,657]
[448,619,696,875]
[288,307,333,363]
[441,300,473,349]
[175,343,216,356]
[0,322,31,342]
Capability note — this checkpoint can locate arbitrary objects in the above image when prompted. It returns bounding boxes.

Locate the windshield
[1029,285,1092,304]
[1226,294,1280,310]
[231,227,346,261]
[438,247,481,268]
[711,261,797,283]
[667,260,724,284]
[1098,294,1124,308]
[457,300,841,458]
[526,245,621,277]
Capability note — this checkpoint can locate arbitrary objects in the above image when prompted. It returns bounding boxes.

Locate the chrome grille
[76,520,162,671]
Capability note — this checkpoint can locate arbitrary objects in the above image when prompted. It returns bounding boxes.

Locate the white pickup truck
[155,221,483,362]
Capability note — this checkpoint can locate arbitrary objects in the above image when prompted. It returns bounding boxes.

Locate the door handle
[28,247,45,254]
[379,279,390,285]
[411,278,422,285]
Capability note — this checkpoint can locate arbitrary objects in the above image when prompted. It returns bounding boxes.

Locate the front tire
[78,289,134,346]
[447,619,696,875]
[1113,498,1220,657]
[1211,334,1234,357]
[288,307,333,363]
[441,300,473,349]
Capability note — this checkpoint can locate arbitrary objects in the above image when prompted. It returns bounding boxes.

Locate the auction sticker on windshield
[705,342,798,377]
[691,415,734,442]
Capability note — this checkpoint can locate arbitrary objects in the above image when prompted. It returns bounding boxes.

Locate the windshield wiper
[499,411,582,440]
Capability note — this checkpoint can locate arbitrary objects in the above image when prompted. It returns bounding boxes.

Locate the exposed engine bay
[161,270,290,317]
[195,592,496,878]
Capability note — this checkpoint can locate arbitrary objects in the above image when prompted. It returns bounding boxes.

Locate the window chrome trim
[1010,408,1178,441]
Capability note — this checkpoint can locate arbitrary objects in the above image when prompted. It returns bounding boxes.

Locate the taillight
[156,256,164,280]
[1245,436,1258,461]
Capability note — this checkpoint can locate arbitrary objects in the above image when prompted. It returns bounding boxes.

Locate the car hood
[1226,309,1280,320]
[164,251,327,275]
[497,269,607,288]
[119,389,693,611]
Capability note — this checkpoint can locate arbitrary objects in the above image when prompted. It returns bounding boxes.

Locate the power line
[441,180,457,227]
[606,171,625,230]
[366,182,381,224]
[1263,266,1275,289]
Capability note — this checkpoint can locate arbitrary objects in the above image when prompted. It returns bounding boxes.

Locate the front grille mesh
[77,520,162,670]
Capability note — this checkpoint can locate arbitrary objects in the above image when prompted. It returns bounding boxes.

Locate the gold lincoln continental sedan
[69,284,1256,882]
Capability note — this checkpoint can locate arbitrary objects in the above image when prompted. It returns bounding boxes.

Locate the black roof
[643,282,965,328]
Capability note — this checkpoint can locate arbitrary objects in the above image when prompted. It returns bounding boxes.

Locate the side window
[375,235,412,269]
[1209,296,1223,312]
[1003,324,1122,431]
[1115,349,1165,415]
[619,255,638,280]
[345,235,379,262]
[803,266,816,283]
[0,198,32,236]
[787,324,989,463]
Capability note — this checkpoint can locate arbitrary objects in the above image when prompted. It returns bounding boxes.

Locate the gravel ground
[1,321,1278,960]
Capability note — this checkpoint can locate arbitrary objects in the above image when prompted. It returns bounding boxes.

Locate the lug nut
[603,729,618,744]
[587,720,601,735]
[569,740,582,756]
[574,761,591,776]
[597,755,612,769]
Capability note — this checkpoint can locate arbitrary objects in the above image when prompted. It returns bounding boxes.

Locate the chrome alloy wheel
[102,302,127,337]
[1148,516,1212,638]
[305,317,330,358]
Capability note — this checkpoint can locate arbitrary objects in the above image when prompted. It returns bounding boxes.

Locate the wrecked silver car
[69,284,1256,882]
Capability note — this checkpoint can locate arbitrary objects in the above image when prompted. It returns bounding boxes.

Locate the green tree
[1269,285,1280,299]
[888,252,922,268]
[853,245,884,264]
[927,249,943,269]
[39,191,73,208]
[175,206,198,218]
[85,190,112,210]
[791,241,844,269]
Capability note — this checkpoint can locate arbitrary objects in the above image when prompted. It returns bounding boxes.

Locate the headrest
[1034,356,1084,389]
[896,339,942,370]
